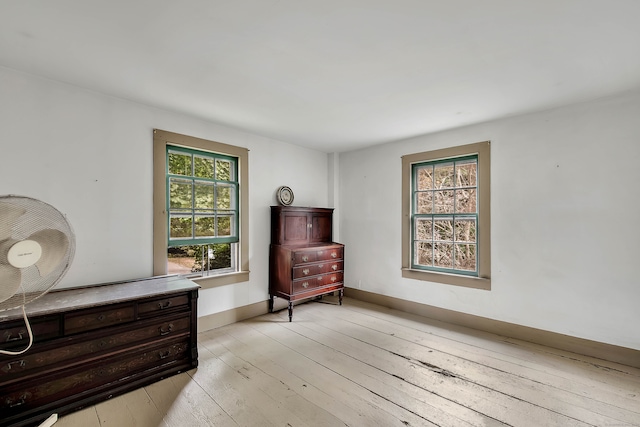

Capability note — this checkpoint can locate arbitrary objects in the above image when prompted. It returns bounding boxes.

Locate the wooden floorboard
[56,296,640,427]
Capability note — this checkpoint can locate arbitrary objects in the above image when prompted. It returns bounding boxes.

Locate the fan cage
[0,195,75,312]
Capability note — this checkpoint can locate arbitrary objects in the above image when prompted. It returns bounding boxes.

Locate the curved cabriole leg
[339,289,344,306]
[288,301,293,322]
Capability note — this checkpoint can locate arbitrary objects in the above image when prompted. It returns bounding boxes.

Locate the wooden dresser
[269,206,344,321]
[0,275,198,427]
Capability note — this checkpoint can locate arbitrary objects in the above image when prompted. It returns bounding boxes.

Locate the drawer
[293,247,343,265]
[138,294,190,317]
[0,316,60,352]
[0,314,191,382]
[292,272,343,294]
[293,260,343,279]
[0,339,190,415]
[64,303,135,335]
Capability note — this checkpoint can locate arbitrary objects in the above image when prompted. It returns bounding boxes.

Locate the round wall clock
[276,186,294,206]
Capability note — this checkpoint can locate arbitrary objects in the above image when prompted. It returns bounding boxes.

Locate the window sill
[190,270,250,289]
[402,268,491,290]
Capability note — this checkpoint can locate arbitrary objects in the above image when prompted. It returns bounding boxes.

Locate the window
[167,146,238,275]
[402,141,490,290]
[153,129,249,288]
[412,156,478,274]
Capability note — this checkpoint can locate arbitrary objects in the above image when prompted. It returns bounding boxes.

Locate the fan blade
[0,263,21,303]
[30,229,69,277]
[0,203,26,241]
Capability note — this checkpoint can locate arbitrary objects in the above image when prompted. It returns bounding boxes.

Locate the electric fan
[0,195,75,356]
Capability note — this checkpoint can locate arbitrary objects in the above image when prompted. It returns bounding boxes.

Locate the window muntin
[412,156,478,276]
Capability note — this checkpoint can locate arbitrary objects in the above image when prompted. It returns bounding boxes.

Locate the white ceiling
[2,1,640,153]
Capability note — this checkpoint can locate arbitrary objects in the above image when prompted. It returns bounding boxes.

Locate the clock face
[277,186,294,205]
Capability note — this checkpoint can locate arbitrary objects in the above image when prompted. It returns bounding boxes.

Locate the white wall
[3,65,639,350]
[339,90,640,350]
[0,66,330,318]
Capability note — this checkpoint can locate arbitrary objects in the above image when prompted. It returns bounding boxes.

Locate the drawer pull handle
[158,301,172,310]
[4,360,26,372]
[7,393,30,408]
[302,282,309,288]
[302,255,309,262]
[159,323,174,336]
[332,264,338,271]
[97,314,106,321]
[302,268,310,275]
[331,252,337,258]
[159,351,171,360]
[331,276,337,282]
[5,331,24,342]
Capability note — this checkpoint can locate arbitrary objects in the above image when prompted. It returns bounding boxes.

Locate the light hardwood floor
[56,296,640,427]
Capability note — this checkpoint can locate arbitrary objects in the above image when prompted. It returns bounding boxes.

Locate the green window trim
[166,145,239,247]
[411,155,479,276]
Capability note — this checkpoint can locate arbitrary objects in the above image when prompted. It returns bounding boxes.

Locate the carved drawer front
[293,247,343,265]
[0,317,60,352]
[64,303,135,335]
[292,272,343,294]
[0,314,191,382]
[293,260,343,279]
[0,339,190,415]
[138,294,190,317]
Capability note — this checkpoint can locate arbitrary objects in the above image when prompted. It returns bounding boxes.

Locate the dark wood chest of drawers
[269,206,344,321]
[0,275,198,427]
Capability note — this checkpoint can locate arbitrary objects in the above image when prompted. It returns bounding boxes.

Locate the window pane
[456,161,477,187]
[435,191,454,213]
[194,182,214,210]
[216,159,231,181]
[167,245,198,274]
[209,243,232,270]
[455,244,476,271]
[169,216,192,239]
[415,218,433,240]
[434,243,454,268]
[169,179,192,209]
[168,244,233,275]
[434,163,454,188]
[414,242,433,266]
[217,215,232,236]
[216,185,233,209]
[416,191,433,214]
[454,219,476,243]
[194,156,214,178]
[455,189,477,213]
[168,152,191,176]
[195,216,215,237]
[416,165,433,190]
[434,219,453,241]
